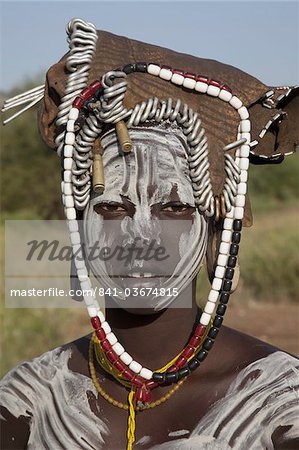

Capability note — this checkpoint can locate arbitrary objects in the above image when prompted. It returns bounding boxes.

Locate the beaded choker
[90,312,212,403]
[89,333,187,449]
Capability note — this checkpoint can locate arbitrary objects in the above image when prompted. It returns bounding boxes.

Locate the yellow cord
[127,389,136,450]
[89,335,187,450]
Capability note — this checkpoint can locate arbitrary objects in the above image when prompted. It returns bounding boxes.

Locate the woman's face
[84,125,208,311]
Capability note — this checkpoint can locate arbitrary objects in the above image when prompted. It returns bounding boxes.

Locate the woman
[1,18,298,450]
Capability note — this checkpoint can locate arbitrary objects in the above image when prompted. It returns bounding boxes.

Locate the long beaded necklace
[89,332,187,449]
[63,58,250,447]
[54,20,250,449]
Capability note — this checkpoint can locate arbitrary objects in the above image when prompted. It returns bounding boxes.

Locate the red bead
[89,80,102,93]
[80,87,93,100]
[173,68,184,75]
[221,84,232,93]
[136,387,151,403]
[95,328,106,341]
[161,65,172,71]
[195,324,206,337]
[189,335,202,348]
[131,376,144,388]
[114,359,126,373]
[135,388,144,402]
[181,346,194,359]
[167,365,177,372]
[145,380,157,390]
[175,355,188,368]
[143,389,151,403]
[184,72,196,80]
[122,368,134,381]
[209,79,221,88]
[196,75,208,83]
[106,350,118,364]
[73,97,83,109]
[91,316,101,330]
[101,339,112,352]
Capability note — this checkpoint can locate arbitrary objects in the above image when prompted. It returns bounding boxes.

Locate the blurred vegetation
[0,82,298,376]
[1,110,62,221]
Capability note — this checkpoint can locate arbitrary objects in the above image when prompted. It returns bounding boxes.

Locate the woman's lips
[112,273,168,289]
[125,272,168,278]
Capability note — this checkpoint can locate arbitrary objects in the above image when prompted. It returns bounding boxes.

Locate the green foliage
[0,307,90,377]
[248,155,299,210]
[1,100,62,220]
[239,207,299,302]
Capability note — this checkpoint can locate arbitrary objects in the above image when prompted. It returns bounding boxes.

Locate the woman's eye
[94,203,126,213]
[162,204,191,213]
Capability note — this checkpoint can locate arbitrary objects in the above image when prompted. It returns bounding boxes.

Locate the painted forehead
[91,125,195,206]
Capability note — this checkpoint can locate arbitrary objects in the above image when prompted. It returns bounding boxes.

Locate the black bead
[94,89,102,99]
[225,268,234,280]
[216,304,227,316]
[135,62,147,72]
[222,279,232,292]
[196,349,208,362]
[208,326,219,339]
[230,244,239,256]
[178,367,190,379]
[152,372,165,383]
[203,338,214,351]
[123,63,135,74]
[188,358,200,371]
[227,256,237,268]
[219,292,230,304]
[233,219,242,231]
[213,315,223,328]
[165,372,178,383]
[232,232,241,244]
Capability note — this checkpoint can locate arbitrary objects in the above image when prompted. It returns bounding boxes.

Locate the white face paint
[84,124,208,311]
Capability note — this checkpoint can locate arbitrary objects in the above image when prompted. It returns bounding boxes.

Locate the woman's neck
[105,279,200,369]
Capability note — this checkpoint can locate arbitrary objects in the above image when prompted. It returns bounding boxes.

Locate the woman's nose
[121,209,162,245]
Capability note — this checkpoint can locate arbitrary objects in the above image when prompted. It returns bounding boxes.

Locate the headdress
[2,18,298,450]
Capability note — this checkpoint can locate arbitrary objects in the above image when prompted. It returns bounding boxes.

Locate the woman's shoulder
[0,335,94,411]
[0,344,72,449]
[215,326,298,374]
[0,335,109,450]
[191,328,299,449]
[154,330,299,450]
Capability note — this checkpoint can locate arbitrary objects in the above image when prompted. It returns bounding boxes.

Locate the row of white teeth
[128,272,156,278]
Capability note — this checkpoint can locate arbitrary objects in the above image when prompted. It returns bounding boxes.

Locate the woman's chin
[120,306,163,316]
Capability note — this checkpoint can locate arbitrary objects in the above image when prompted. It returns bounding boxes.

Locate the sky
[0,1,298,92]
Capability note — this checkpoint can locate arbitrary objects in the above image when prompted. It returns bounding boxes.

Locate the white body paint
[84,125,208,310]
[168,430,190,437]
[1,350,298,449]
[0,348,109,449]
